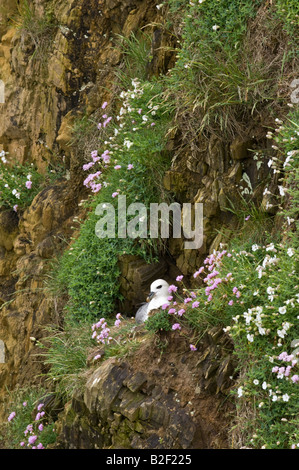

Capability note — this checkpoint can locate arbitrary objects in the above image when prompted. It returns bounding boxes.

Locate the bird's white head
[147,279,170,302]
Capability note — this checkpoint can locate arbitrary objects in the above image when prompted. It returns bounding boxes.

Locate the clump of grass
[115,31,153,87]
[13,0,57,62]
[38,320,92,400]
[165,0,296,140]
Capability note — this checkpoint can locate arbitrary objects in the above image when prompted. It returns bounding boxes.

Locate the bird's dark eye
[157,285,162,289]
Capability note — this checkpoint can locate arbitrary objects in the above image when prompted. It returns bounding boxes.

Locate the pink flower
[168,308,176,314]
[245,215,250,221]
[103,117,112,127]
[102,101,108,109]
[38,423,44,432]
[192,301,199,309]
[114,165,121,170]
[172,323,181,331]
[97,122,102,129]
[23,402,27,407]
[176,275,184,282]
[112,192,119,198]
[20,442,25,447]
[232,287,238,294]
[291,375,299,383]
[167,296,173,301]
[8,412,16,422]
[190,344,197,351]
[228,300,234,306]
[178,309,185,316]
[91,183,102,193]
[25,180,32,189]
[168,285,177,293]
[83,162,95,171]
[127,164,134,170]
[13,205,18,212]
[28,435,38,445]
[193,267,204,278]
[37,443,44,449]
[162,303,170,310]
[151,122,155,126]
[114,319,121,327]
[116,313,122,320]
[184,297,192,304]
[37,403,44,411]
[138,108,142,114]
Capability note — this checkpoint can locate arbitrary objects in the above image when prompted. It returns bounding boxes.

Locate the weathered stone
[215,356,235,393]
[84,359,129,420]
[230,137,251,161]
[0,210,19,251]
[139,398,154,421]
[118,389,144,422]
[124,371,147,393]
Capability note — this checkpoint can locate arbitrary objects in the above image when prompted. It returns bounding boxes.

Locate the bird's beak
[146,291,155,302]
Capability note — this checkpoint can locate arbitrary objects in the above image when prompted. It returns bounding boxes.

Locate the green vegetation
[165,0,296,139]
[13,0,57,61]
[54,78,173,323]
[0,150,66,211]
[0,151,43,209]
[145,309,173,334]
[1,386,57,449]
[4,0,298,450]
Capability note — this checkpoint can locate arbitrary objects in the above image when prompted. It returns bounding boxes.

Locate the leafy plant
[145,309,172,333]
[3,386,57,449]
[0,151,43,210]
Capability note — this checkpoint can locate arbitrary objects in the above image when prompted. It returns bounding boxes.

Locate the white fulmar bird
[135,279,170,324]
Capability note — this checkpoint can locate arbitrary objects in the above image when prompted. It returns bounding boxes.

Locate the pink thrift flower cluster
[159,279,198,352]
[81,80,159,200]
[8,411,16,422]
[192,250,235,304]
[272,351,299,383]
[114,313,122,327]
[91,317,112,345]
[91,313,123,345]
[8,402,47,448]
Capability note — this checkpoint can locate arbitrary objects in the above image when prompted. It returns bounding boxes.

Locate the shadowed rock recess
[0,0,296,450]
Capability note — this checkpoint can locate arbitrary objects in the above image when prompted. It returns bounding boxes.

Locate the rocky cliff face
[0,0,288,449]
[54,325,236,449]
[0,0,167,417]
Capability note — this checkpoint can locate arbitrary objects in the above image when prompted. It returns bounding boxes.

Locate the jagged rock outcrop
[53,326,236,449]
